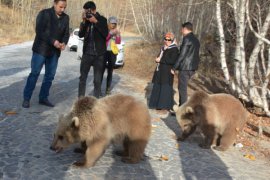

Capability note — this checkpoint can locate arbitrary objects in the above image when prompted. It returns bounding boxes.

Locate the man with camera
[78,1,108,98]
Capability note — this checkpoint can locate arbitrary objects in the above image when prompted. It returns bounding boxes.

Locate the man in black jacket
[172,22,200,106]
[78,1,108,98]
[22,0,69,108]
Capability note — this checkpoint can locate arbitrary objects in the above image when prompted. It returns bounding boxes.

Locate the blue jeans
[23,52,58,101]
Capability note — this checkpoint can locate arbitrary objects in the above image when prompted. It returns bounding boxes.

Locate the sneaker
[22,100,30,108]
[39,99,54,107]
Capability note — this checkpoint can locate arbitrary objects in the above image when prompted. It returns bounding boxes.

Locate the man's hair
[54,0,66,3]
[83,1,96,10]
[182,22,193,31]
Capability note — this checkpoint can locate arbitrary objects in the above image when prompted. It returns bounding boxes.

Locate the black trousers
[78,54,105,98]
[178,70,195,106]
[103,51,116,90]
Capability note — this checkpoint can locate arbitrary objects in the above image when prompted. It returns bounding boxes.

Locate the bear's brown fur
[176,91,248,151]
[50,94,151,167]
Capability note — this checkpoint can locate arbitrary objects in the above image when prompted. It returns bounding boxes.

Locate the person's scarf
[156,42,177,71]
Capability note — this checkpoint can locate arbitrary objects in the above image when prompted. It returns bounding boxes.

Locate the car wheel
[121,63,125,68]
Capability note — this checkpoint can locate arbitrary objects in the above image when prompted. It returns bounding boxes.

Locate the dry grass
[120,40,161,81]
[0,5,34,47]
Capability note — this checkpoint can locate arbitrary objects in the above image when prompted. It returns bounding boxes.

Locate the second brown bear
[176,91,248,151]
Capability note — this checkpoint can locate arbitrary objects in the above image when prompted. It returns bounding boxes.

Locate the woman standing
[104,16,121,95]
[149,32,179,113]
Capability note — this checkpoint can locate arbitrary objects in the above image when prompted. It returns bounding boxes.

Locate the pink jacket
[106,33,121,46]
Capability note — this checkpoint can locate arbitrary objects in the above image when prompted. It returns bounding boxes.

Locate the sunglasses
[164,38,172,41]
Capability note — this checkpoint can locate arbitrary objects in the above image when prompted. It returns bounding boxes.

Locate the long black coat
[152,46,179,86]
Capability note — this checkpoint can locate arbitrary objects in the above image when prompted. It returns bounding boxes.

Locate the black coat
[173,32,200,71]
[79,12,108,56]
[32,7,70,57]
[152,46,179,86]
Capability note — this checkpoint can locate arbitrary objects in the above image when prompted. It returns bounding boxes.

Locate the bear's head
[176,105,203,141]
[50,114,81,153]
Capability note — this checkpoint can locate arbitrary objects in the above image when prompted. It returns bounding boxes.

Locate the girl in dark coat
[149,32,179,112]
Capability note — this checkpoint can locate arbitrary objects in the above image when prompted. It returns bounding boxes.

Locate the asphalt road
[0,40,270,180]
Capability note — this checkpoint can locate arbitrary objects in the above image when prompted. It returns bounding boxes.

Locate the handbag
[111,40,119,55]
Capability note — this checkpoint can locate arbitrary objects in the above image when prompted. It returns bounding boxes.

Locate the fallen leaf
[244,154,256,160]
[160,155,169,161]
[5,111,17,115]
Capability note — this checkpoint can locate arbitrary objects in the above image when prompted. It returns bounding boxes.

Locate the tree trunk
[216,0,231,84]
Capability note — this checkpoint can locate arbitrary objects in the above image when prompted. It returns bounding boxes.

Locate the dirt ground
[119,40,270,160]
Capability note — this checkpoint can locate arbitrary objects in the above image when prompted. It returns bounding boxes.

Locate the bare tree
[215,0,270,116]
[216,0,231,85]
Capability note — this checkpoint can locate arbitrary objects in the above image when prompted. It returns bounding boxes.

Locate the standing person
[149,32,179,113]
[171,22,200,106]
[78,1,108,98]
[104,16,121,95]
[22,0,69,108]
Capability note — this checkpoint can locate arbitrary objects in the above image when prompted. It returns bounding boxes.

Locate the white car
[77,39,125,67]
[67,28,79,51]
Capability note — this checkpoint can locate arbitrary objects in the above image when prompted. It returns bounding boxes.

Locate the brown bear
[176,91,248,151]
[50,94,151,168]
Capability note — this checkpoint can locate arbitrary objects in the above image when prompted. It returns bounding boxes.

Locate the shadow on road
[161,116,233,179]
[101,145,157,180]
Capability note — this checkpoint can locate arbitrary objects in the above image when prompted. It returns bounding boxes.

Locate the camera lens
[86,12,92,18]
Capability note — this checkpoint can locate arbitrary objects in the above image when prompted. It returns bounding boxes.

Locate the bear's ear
[71,117,80,128]
[185,106,194,114]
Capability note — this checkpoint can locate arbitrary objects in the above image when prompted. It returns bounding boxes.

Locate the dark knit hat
[83,1,96,10]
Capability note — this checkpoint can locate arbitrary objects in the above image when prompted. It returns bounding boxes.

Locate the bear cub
[176,91,248,151]
[50,94,151,167]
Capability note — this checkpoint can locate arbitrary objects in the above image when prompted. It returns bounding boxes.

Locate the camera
[86,12,93,18]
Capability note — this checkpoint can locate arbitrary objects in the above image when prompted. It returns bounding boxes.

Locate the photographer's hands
[82,11,98,23]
